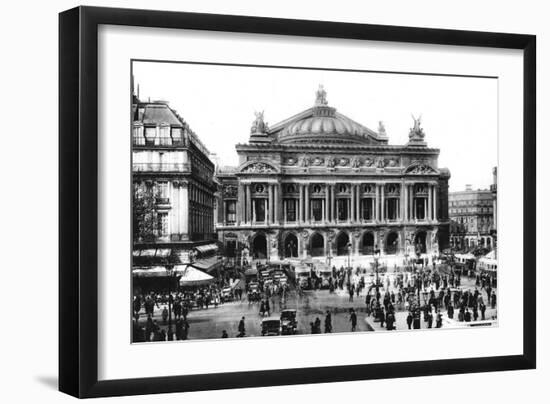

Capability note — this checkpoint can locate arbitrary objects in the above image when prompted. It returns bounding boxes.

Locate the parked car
[221,287,233,302]
[280,309,297,335]
[261,317,282,336]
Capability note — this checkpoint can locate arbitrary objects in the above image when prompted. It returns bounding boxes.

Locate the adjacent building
[131,92,219,288]
[449,182,495,250]
[215,86,451,266]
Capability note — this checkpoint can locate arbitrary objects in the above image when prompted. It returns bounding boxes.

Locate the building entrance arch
[310,233,324,257]
[251,233,267,259]
[336,232,350,256]
[414,231,427,255]
[361,232,375,255]
[386,232,399,255]
[283,233,298,258]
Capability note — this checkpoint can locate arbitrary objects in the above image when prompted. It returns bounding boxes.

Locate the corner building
[132,97,216,249]
[216,87,451,266]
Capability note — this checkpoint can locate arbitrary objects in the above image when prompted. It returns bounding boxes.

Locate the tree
[133,183,160,242]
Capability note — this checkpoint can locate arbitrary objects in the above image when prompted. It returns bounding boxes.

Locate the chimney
[465,184,472,191]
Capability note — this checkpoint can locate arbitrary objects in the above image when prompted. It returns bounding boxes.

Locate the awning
[176,265,214,285]
[132,266,173,277]
[455,253,476,260]
[191,256,222,272]
[194,244,218,255]
[132,248,172,258]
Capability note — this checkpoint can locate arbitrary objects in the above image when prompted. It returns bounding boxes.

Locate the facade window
[337,199,348,221]
[225,201,236,224]
[159,125,172,145]
[361,198,374,220]
[254,199,266,222]
[386,198,399,220]
[285,199,296,222]
[414,198,426,219]
[144,127,156,145]
[311,199,323,221]
[158,212,169,237]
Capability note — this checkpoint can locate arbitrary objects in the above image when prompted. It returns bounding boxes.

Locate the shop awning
[132,248,172,258]
[132,266,173,277]
[194,244,218,255]
[191,256,223,272]
[176,265,214,285]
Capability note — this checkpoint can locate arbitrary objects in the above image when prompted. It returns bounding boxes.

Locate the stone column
[181,183,189,239]
[399,183,406,222]
[433,185,438,221]
[299,184,304,223]
[268,184,273,224]
[274,183,280,224]
[330,184,335,223]
[245,184,252,224]
[428,184,433,221]
[325,185,330,223]
[409,184,416,220]
[350,184,356,222]
[356,185,361,222]
[375,184,379,221]
[380,184,385,222]
[305,184,310,223]
[424,194,430,220]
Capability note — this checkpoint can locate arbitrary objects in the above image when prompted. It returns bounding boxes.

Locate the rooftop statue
[409,114,425,139]
[251,110,268,134]
[378,121,387,137]
[315,84,328,106]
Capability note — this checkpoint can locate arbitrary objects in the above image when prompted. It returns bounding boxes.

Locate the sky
[133,61,497,192]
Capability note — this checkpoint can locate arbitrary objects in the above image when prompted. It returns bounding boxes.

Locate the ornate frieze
[405,163,439,174]
[241,162,277,173]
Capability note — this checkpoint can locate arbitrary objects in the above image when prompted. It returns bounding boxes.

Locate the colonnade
[232,181,439,226]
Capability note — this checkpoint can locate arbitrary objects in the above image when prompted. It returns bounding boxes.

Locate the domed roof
[267,86,387,146]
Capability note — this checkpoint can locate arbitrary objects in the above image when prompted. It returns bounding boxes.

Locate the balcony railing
[133,137,185,147]
[132,163,191,172]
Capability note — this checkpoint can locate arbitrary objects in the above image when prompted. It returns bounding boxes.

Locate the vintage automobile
[295,266,311,289]
[318,269,332,288]
[280,309,297,335]
[247,282,261,302]
[221,287,233,302]
[261,317,282,336]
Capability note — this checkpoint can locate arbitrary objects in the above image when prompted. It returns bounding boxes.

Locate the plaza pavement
[135,274,497,341]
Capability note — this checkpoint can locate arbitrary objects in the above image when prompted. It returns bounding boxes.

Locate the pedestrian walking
[406,312,413,330]
[349,309,357,331]
[324,311,332,333]
[238,316,246,337]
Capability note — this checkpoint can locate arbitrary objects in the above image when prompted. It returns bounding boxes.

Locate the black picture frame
[59,6,536,398]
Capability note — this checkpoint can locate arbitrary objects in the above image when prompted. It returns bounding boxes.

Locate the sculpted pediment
[239,161,279,174]
[404,163,439,175]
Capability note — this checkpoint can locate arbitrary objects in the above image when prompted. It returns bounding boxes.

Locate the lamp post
[346,242,352,270]
[374,246,381,286]
[326,252,333,269]
[165,264,175,341]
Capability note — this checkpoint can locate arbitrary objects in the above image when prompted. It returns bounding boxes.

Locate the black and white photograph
[131,60,498,343]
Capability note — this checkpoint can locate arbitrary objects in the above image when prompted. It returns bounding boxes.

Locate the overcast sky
[133,61,497,192]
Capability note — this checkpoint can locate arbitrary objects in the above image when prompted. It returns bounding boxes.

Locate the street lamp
[374,245,381,286]
[165,264,175,341]
[346,242,352,270]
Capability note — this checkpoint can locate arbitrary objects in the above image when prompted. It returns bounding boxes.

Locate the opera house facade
[215,87,450,266]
